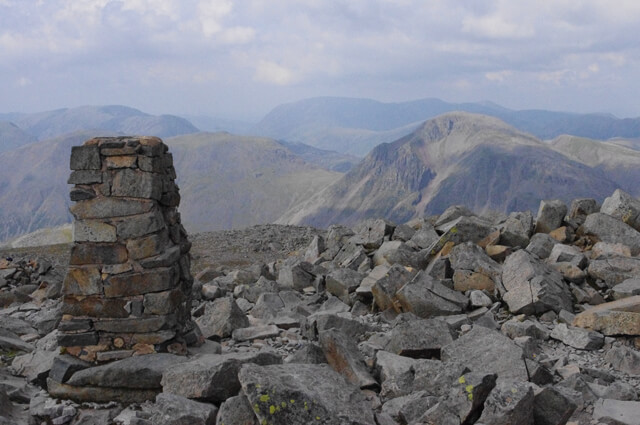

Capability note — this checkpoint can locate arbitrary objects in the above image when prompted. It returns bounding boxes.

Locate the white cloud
[220,26,255,44]
[198,0,233,37]
[485,70,513,82]
[1,0,640,117]
[254,60,296,85]
[16,76,31,87]
[462,13,534,39]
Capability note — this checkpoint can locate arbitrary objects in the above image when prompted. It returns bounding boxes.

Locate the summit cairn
[47,136,197,401]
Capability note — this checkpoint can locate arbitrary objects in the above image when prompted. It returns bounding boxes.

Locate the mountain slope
[9,105,199,140]
[278,112,622,227]
[252,96,640,156]
[0,121,37,153]
[549,135,640,196]
[167,132,341,232]
[0,131,342,241]
[276,140,360,172]
[0,131,114,241]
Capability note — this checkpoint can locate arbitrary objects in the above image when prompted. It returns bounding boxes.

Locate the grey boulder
[161,351,282,403]
[441,325,528,381]
[501,249,573,315]
[238,363,375,425]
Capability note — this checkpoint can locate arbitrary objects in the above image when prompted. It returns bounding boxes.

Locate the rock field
[2,190,640,425]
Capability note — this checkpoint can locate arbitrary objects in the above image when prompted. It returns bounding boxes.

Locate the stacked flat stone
[58,136,194,363]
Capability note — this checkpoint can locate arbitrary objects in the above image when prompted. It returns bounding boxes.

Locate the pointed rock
[601,189,640,232]
[395,272,467,318]
[534,199,567,234]
[501,249,573,315]
[371,264,417,311]
[195,297,250,340]
[532,386,577,425]
[319,329,377,389]
[477,379,535,425]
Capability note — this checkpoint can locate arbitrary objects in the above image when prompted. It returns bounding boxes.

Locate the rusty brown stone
[113,210,165,239]
[104,267,176,298]
[69,197,154,219]
[485,245,511,262]
[550,226,574,243]
[105,155,137,169]
[101,331,176,347]
[112,169,162,200]
[47,378,159,404]
[70,243,128,265]
[126,231,170,260]
[133,344,156,356]
[573,295,640,336]
[453,270,495,292]
[93,315,176,333]
[63,266,103,296]
[101,146,137,156]
[64,344,111,363]
[143,288,183,315]
[61,296,129,318]
[478,230,501,248]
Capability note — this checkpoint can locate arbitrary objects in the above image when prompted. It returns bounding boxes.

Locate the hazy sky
[1,0,639,121]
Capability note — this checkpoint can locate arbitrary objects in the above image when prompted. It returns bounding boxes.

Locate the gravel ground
[0,224,324,276]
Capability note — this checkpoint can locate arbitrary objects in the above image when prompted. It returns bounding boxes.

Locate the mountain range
[0,129,341,241]
[251,97,640,156]
[2,99,640,244]
[0,105,198,144]
[277,112,632,227]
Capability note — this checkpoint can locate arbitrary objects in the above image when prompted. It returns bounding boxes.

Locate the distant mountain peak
[277,113,628,227]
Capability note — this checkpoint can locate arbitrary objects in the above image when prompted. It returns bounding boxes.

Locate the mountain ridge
[252,96,640,156]
[277,112,626,227]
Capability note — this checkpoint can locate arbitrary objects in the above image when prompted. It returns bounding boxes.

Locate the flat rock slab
[613,278,640,300]
[604,346,640,375]
[66,353,186,389]
[588,256,640,287]
[232,325,280,342]
[593,398,640,425]
[148,393,218,425]
[0,330,34,353]
[384,318,455,358]
[581,212,640,255]
[441,325,528,381]
[549,323,604,350]
[239,363,376,425]
[572,295,640,336]
[161,351,282,403]
[47,378,159,404]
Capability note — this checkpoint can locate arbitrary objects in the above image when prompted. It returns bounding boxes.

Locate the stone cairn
[56,136,197,363]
